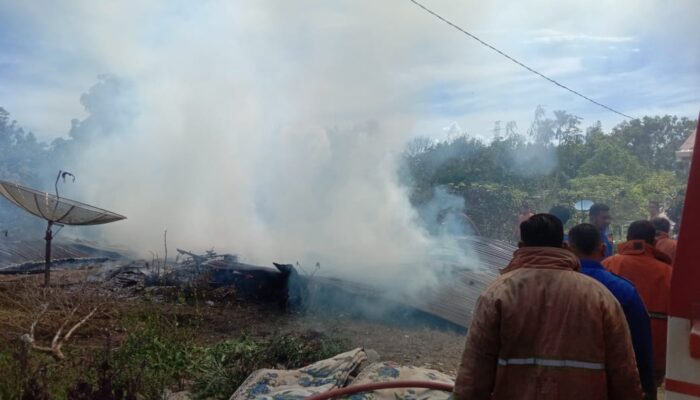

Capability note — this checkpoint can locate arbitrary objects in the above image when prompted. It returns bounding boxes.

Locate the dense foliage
[403,107,695,241]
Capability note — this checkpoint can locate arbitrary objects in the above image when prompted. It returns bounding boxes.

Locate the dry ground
[0,270,664,399]
[0,270,467,373]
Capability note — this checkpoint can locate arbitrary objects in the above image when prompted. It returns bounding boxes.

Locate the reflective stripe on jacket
[454,247,642,400]
[603,240,672,381]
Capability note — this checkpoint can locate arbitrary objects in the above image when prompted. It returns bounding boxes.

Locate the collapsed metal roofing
[305,236,515,329]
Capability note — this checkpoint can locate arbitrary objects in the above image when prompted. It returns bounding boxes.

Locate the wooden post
[44,221,53,287]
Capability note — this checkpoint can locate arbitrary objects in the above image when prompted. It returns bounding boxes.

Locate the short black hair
[520,213,564,247]
[589,203,610,218]
[650,217,671,233]
[627,220,656,244]
[549,205,572,225]
[568,223,601,255]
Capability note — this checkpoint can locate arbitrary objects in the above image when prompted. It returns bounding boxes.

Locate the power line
[407,0,635,120]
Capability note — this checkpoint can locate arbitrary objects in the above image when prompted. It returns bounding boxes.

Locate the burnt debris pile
[1,237,516,331]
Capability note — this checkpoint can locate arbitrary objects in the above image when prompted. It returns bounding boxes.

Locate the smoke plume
[15,1,486,287]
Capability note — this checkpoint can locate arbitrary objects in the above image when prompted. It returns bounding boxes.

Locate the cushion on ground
[339,362,454,400]
[230,348,367,400]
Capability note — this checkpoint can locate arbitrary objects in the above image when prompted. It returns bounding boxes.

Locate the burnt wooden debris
[0,237,515,330]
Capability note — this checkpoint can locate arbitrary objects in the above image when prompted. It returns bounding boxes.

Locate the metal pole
[44,221,53,287]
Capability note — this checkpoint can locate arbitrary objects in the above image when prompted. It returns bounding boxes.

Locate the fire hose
[304,380,454,400]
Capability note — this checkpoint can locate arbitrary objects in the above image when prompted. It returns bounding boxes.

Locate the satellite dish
[0,180,126,225]
[0,173,126,285]
[573,199,594,212]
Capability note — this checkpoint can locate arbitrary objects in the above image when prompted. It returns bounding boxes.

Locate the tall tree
[528,107,583,146]
[612,115,696,171]
[579,137,645,179]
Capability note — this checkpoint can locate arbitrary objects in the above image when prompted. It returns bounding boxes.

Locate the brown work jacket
[454,247,642,400]
[603,240,672,381]
[654,232,677,265]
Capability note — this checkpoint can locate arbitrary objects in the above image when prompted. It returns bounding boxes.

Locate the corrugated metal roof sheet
[306,236,515,329]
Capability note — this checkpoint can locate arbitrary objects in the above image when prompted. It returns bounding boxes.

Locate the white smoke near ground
[13,1,489,288]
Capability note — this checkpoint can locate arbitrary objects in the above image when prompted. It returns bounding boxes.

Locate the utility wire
[408,0,635,119]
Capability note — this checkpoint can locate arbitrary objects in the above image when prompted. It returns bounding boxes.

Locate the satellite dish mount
[41,171,74,286]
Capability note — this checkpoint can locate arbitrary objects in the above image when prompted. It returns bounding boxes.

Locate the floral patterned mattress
[230,348,454,400]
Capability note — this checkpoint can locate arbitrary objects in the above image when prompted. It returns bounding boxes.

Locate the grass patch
[192,332,348,399]
[0,306,349,400]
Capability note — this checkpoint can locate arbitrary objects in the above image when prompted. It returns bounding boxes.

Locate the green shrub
[0,308,348,400]
[191,332,348,399]
[108,315,197,399]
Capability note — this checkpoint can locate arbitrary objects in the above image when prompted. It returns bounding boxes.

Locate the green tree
[528,106,582,146]
[559,174,646,226]
[612,115,696,171]
[635,170,683,209]
[450,182,529,240]
[0,108,50,233]
[579,138,645,179]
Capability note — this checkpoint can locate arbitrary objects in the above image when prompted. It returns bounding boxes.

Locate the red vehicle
[665,116,700,399]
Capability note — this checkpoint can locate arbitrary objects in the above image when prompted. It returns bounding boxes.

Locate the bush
[192,332,348,399]
[105,314,197,399]
[0,301,349,400]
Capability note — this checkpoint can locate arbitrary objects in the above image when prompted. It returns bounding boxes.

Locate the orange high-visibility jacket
[655,232,677,264]
[454,247,642,400]
[603,240,672,380]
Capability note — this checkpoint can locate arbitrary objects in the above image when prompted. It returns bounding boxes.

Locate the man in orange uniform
[651,217,677,264]
[603,220,672,385]
[454,214,641,399]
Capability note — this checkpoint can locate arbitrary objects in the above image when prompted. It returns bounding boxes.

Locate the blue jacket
[601,228,614,258]
[580,259,655,394]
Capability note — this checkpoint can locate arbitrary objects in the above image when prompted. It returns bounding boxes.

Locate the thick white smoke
[20,1,484,286]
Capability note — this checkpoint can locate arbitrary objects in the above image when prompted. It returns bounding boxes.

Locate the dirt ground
[150,299,467,375]
[0,270,467,375]
[0,270,665,398]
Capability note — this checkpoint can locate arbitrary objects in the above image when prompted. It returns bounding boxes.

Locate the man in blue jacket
[589,203,614,257]
[569,223,656,399]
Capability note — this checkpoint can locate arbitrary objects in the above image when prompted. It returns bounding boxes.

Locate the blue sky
[0,0,698,142]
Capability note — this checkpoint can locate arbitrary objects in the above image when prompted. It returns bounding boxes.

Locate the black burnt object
[199,258,302,311]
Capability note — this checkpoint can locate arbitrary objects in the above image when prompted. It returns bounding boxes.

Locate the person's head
[519,213,564,248]
[589,203,611,230]
[627,220,656,245]
[648,201,661,218]
[650,217,670,234]
[549,205,572,226]
[568,223,605,260]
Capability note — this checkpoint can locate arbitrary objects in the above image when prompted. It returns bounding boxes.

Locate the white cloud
[530,30,635,44]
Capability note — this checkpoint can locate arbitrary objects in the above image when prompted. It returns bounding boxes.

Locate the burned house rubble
[0,236,515,330]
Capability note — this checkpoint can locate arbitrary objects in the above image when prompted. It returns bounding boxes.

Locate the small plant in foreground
[191,332,349,400]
